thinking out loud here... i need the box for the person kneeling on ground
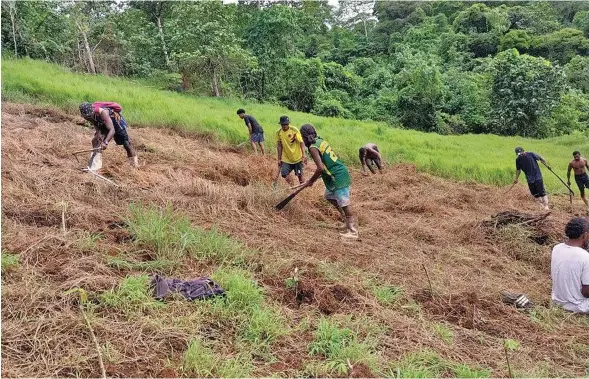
[299,124,358,240]
[567,151,589,211]
[79,102,138,170]
[236,108,265,155]
[513,147,549,211]
[551,217,589,314]
[359,143,383,176]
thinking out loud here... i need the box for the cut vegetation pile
[2,103,588,378]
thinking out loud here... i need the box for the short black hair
[564,217,589,239]
[236,109,245,115]
[359,147,366,159]
[573,151,580,156]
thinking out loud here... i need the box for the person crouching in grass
[299,124,358,240]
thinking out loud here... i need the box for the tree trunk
[212,67,220,97]
[8,1,18,57]
[77,22,96,74]
[156,15,170,67]
[362,18,368,39]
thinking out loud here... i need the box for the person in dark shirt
[237,109,265,155]
[513,146,550,210]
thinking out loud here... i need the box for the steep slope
[2,103,587,377]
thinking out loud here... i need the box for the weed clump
[100,274,164,315]
[390,350,491,378]
[126,203,248,263]
[182,338,253,377]
[2,251,20,273]
[309,317,376,376]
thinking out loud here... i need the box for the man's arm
[99,109,115,149]
[513,169,521,184]
[246,122,253,136]
[300,141,307,165]
[304,147,323,187]
[277,141,283,166]
[582,285,589,298]
[367,147,382,161]
[360,155,368,175]
[567,162,573,184]
[585,159,589,170]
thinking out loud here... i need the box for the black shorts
[575,173,589,196]
[527,180,546,198]
[280,162,303,178]
[98,126,130,146]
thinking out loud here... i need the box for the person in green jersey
[299,124,358,240]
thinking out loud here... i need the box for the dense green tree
[490,49,565,137]
[565,55,589,93]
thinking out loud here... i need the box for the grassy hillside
[3,57,587,192]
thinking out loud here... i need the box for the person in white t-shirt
[551,217,589,314]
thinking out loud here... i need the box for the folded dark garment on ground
[151,274,225,301]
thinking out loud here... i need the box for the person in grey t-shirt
[551,217,589,314]
[237,109,265,155]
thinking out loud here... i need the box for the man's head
[300,124,317,147]
[279,116,290,131]
[237,109,246,119]
[573,151,581,160]
[565,217,589,249]
[79,102,94,121]
[359,147,366,160]
[515,147,524,156]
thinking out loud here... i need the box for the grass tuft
[100,274,164,314]
[126,203,247,263]
[390,350,491,378]
[1,251,19,273]
[182,338,254,377]
[74,231,103,252]
[432,323,454,344]
[309,317,375,375]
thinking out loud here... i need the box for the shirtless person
[359,143,383,175]
[567,151,589,209]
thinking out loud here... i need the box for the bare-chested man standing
[567,151,589,209]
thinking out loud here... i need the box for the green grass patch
[432,323,454,344]
[309,317,376,376]
[126,203,247,263]
[1,251,19,273]
[74,231,103,252]
[106,256,178,272]
[3,57,587,192]
[389,350,491,378]
[530,305,589,331]
[370,283,404,306]
[182,338,254,377]
[208,267,288,350]
[100,274,164,314]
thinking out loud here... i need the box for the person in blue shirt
[513,146,550,210]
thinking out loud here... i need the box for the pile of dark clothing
[151,274,225,301]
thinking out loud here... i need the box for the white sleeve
[582,259,589,286]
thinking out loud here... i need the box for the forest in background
[2,1,589,138]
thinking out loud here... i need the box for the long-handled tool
[71,147,101,163]
[541,162,574,203]
[275,185,307,210]
[272,164,281,190]
[504,182,517,194]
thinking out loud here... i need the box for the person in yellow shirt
[276,116,307,185]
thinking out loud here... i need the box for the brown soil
[2,103,588,378]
